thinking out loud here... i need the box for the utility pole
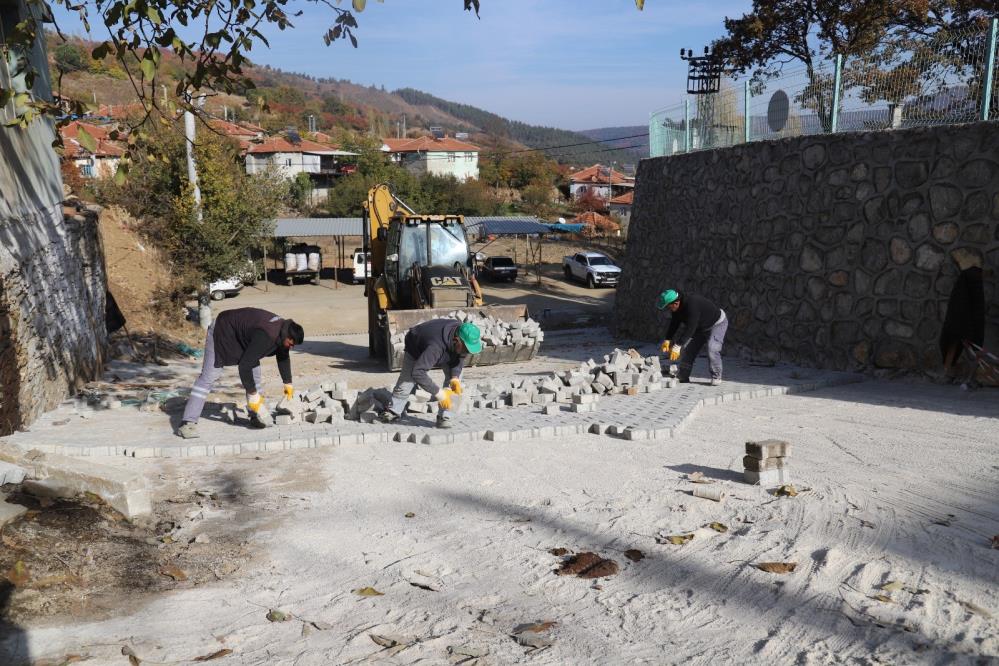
[402,114,406,137]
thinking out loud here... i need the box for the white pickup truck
[562,251,622,288]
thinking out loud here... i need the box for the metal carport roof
[463,216,551,237]
[270,217,363,237]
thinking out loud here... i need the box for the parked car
[481,256,518,282]
[562,251,622,288]
[352,247,371,284]
[208,276,244,301]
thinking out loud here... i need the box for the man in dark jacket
[657,289,727,385]
[177,307,305,438]
[380,318,482,429]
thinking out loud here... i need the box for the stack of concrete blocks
[743,439,792,486]
[267,380,356,426]
[388,310,544,363]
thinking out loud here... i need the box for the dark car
[481,256,518,282]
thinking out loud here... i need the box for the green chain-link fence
[650,20,999,158]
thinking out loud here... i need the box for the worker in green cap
[380,318,482,428]
[657,289,728,385]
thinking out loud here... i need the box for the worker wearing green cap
[657,289,727,385]
[380,318,482,428]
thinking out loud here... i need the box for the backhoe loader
[363,183,538,370]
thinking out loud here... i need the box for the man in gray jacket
[379,318,482,428]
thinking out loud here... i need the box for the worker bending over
[380,318,482,429]
[657,290,727,385]
[177,307,304,438]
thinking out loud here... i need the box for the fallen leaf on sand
[708,522,728,533]
[754,562,797,574]
[159,565,188,581]
[549,547,569,556]
[880,581,904,592]
[688,472,713,484]
[4,561,30,586]
[404,512,415,518]
[309,620,333,631]
[121,646,141,666]
[991,534,998,549]
[624,549,644,562]
[353,586,384,597]
[370,634,401,648]
[510,624,555,652]
[555,552,619,579]
[774,485,798,497]
[871,594,894,603]
[658,534,695,546]
[266,609,290,622]
[448,644,489,658]
[193,649,233,661]
[958,600,992,618]
[513,620,557,634]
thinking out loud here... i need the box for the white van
[352,248,371,284]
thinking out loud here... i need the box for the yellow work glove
[284,384,294,400]
[660,339,671,353]
[435,388,456,411]
[449,378,463,395]
[669,344,682,362]
[247,392,266,413]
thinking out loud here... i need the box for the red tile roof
[571,210,620,232]
[209,118,264,137]
[382,136,480,153]
[62,137,125,159]
[61,120,114,141]
[246,137,341,154]
[609,191,633,205]
[569,164,632,185]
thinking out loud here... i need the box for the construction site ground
[1,324,997,665]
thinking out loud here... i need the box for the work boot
[710,378,723,386]
[677,377,691,384]
[435,415,453,429]
[177,422,200,439]
[249,411,271,429]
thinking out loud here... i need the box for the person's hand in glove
[660,339,671,353]
[669,344,682,361]
[283,384,294,400]
[435,388,456,410]
[247,393,271,421]
[449,378,463,395]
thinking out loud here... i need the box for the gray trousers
[389,353,456,420]
[678,311,728,381]
[182,324,261,424]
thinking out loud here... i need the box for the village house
[244,133,357,203]
[381,135,480,181]
[608,190,633,230]
[568,164,635,204]
[59,121,124,178]
[209,118,266,144]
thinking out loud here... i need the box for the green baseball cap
[657,289,679,310]
[457,322,482,354]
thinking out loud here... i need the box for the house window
[466,153,474,162]
[285,158,292,167]
[80,163,93,177]
[447,153,456,163]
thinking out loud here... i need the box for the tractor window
[428,223,469,269]
[398,225,428,280]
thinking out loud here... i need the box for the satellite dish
[767,90,789,133]
[558,217,566,224]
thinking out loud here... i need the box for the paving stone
[543,404,560,416]
[744,467,792,486]
[0,461,27,486]
[745,439,793,459]
[572,394,599,405]
[571,402,597,413]
[274,414,294,426]
[743,455,788,471]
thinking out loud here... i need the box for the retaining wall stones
[616,121,999,372]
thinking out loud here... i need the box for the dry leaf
[774,485,798,497]
[511,632,552,651]
[549,547,569,556]
[991,534,998,549]
[160,565,188,581]
[370,634,400,648]
[624,549,644,562]
[513,620,557,634]
[658,534,695,546]
[121,646,141,666]
[754,562,797,574]
[309,620,333,631]
[708,522,728,533]
[880,581,904,592]
[5,560,30,586]
[959,600,993,618]
[353,586,384,597]
[266,609,290,622]
[688,472,713,484]
[193,648,233,661]
[404,512,415,518]
[872,594,894,603]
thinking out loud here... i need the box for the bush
[53,43,85,74]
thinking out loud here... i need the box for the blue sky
[50,0,752,131]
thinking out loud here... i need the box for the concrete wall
[616,121,999,372]
[1,0,108,434]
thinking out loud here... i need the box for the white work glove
[434,388,456,410]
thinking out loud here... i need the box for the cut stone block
[572,393,598,405]
[543,404,560,416]
[745,439,793,460]
[275,398,304,416]
[743,455,787,472]
[625,387,639,396]
[532,392,554,404]
[0,461,27,486]
[571,402,596,413]
[744,467,791,486]
[412,388,432,403]
[509,389,531,406]
[275,414,294,426]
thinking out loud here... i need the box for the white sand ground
[9,376,998,665]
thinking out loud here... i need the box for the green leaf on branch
[77,126,97,152]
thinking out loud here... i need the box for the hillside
[577,126,648,167]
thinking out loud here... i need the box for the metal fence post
[744,79,751,143]
[830,54,843,133]
[982,18,999,121]
[684,99,691,152]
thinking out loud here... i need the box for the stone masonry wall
[616,121,999,372]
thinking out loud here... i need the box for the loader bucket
[382,304,537,371]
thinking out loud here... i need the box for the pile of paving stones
[389,310,544,361]
[743,439,792,486]
[228,348,677,427]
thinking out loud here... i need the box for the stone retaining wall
[616,121,999,372]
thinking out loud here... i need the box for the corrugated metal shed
[271,218,363,237]
[464,216,550,237]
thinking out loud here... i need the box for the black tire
[586,274,596,289]
[563,266,572,280]
[211,290,225,301]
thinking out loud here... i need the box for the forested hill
[394,88,646,166]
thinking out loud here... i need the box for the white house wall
[245,152,321,178]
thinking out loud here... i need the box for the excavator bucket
[383,304,538,371]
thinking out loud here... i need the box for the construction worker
[177,307,305,438]
[379,318,482,429]
[657,289,727,386]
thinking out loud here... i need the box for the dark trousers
[677,312,728,381]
